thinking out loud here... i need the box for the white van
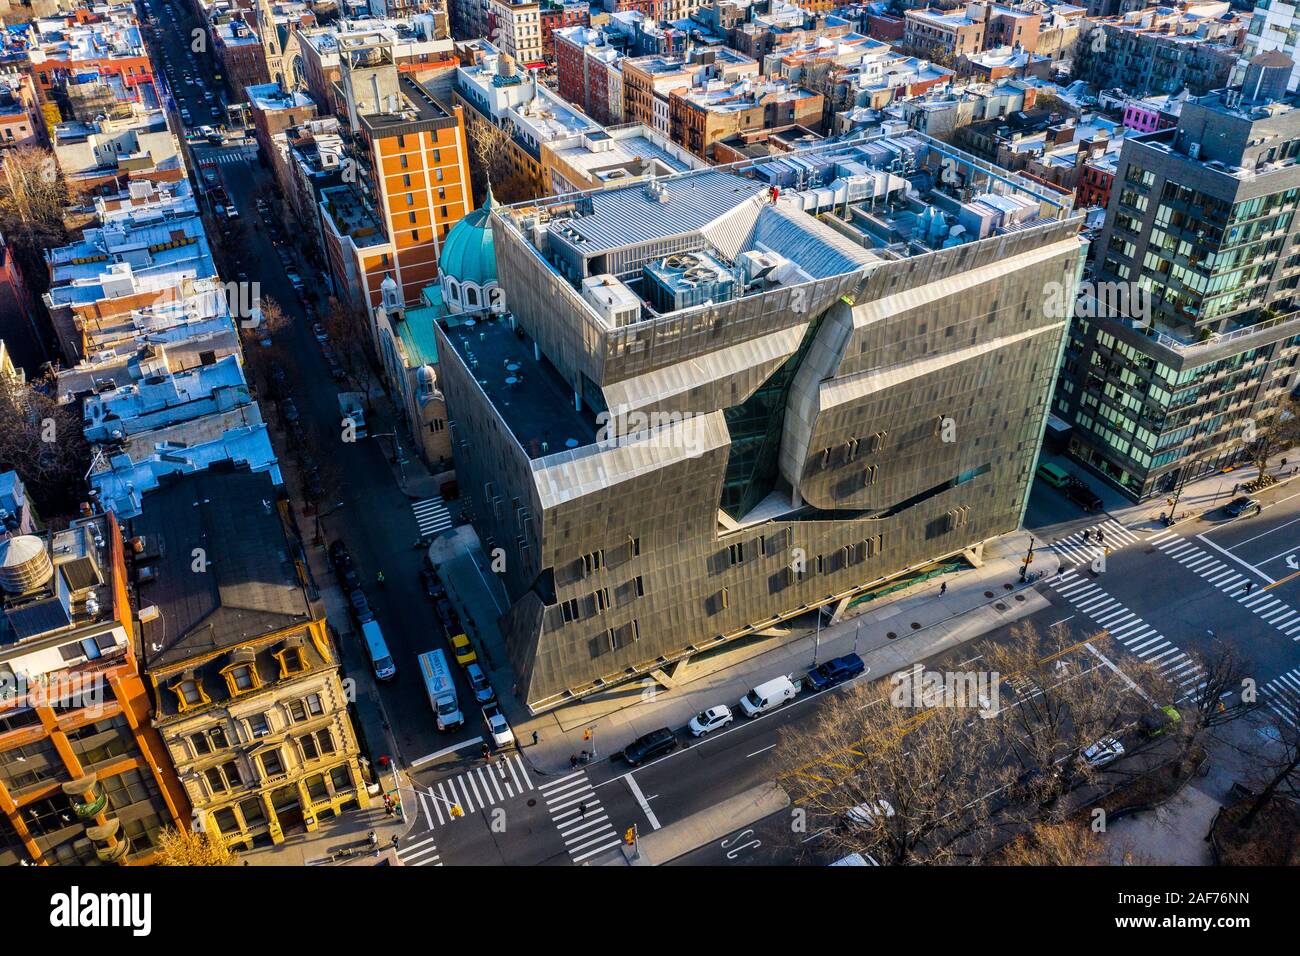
[362,619,396,681]
[739,675,797,718]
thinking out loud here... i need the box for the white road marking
[1195,534,1274,584]
[623,773,662,831]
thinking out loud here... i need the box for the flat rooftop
[439,314,596,460]
[501,133,1075,327]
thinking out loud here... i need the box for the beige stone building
[136,468,370,848]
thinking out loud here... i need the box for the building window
[409,211,417,223]
[190,732,212,756]
[223,664,257,695]
[403,174,411,187]
[406,193,414,206]
[396,134,406,148]
[259,749,285,777]
[273,647,305,678]
[172,678,207,710]
[400,154,408,169]
[204,761,242,794]
[247,713,271,738]
[412,229,420,241]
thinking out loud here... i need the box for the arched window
[445,278,459,304]
[465,285,479,308]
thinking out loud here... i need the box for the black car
[349,589,374,623]
[622,728,677,766]
[805,653,866,692]
[281,399,300,423]
[435,598,460,633]
[419,567,446,601]
[1224,496,1261,519]
[1062,476,1103,513]
[337,564,360,592]
[328,540,351,567]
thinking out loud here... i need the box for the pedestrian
[578,801,589,820]
[532,730,539,746]
[481,743,490,760]
[939,581,947,596]
[569,753,579,770]
[1245,581,1254,595]
[1082,529,1091,542]
[1097,529,1105,543]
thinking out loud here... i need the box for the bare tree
[0,370,91,517]
[466,116,535,204]
[0,146,71,292]
[322,296,376,405]
[994,821,1107,866]
[1246,395,1300,479]
[154,827,237,866]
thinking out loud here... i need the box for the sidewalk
[429,527,1060,777]
[236,459,411,864]
[1039,445,1300,535]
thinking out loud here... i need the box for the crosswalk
[1050,519,1142,570]
[1148,530,1300,640]
[209,149,253,166]
[1263,669,1300,729]
[1046,570,1206,696]
[538,770,622,864]
[413,753,534,829]
[412,496,453,537]
[396,833,442,867]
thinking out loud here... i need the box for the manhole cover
[984,590,995,598]
[527,799,537,807]
[911,622,921,630]
[886,631,898,640]
[1003,583,1014,590]
[1014,594,1026,602]
[995,602,1007,611]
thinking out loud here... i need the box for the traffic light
[583,728,593,741]
[624,825,637,845]
[450,804,464,818]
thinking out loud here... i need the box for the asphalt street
[142,0,488,772]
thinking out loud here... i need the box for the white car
[482,703,514,748]
[845,799,895,828]
[688,705,733,737]
[1080,735,1125,769]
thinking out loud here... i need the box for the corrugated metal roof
[555,171,766,253]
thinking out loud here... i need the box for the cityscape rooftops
[132,469,312,668]
[247,82,316,113]
[0,516,122,654]
[500,133,1076,330]
[439,313,598,460]
[321,184,388,248]
[544,124,702,191]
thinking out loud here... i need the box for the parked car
[482,702,515,748]
[466,662,494,703]
[303,468,324,501]
[336,563,360,593]
[804,653,866,692]
[845,800,895,828]
[328,540,351,567]
[280,399,300,423]
[312,323,329,342]
[419,567,446,601]
[1224,496,1262,519]
[622,727,677,766]
[328,361,347,382]
[739,676,798,718]
[348,589,374,624]
[687,705,733,737]
[1062,476,1103,513]
[1080,735,1124,769]
[448,632,477,667]
[435,598,460,634]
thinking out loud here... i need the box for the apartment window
[396,134,406,148]
[581,549,604,575]
[561,598,580,623]
[329,765,352,793]
[403,174,411,187]
[594,587,611,612]
[633,575,645,598]
[438,187,446,200]
[315,729,336,755]
[204,760,242,794]
[240,797,266,826]
[412,229,420,241]
[247,713,271,738]
[259,749,285,777]
[728,541,746,566]
[300,733,320,761]
[435,168,443,181]
[173,678,206,709]
[226,664,256,693]
[406,192,414,206]
[273,646,305,677]
[629,536,641,557]
[400,154,408,169]
[434,149,441,162]
[409,211,417,223]
[190,732,213,756]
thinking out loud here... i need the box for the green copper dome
[439,186,497,289]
